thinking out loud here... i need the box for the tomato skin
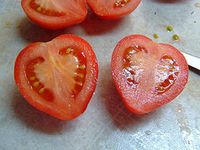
[14,34,98,120]
[111,34,188,114]
[21,0,88,30]
[87,0,141,19]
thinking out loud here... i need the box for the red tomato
[21,0,88,30]
[111,35,188,114]
[14,34,98,120]
[87,0,141,19]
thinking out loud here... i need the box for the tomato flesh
[14,34,98,120]
[87,0,141,19]
[30,0,66,16]
[111,35,188,114]
[21,0,88,29]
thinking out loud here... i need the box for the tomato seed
[30,0,65,16]
[39,88,45,94]
[157,86,164,91]
[59,47,87,96]
[30,76,36,81]
[67,48,74,54]
[33,82,40,88]
[79,65,86,70]
[155,56,180,94]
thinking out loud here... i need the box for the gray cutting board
[0,0,200,150]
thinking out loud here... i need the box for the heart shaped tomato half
[111,35,188,114]
[14,34,98,120]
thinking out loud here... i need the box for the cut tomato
[87,0,141,19]
[21,0,88,29]
[111,35,188,114]
[14,34,98,120]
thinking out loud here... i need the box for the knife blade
[181,52,200,71]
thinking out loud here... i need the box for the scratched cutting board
[0,0,200,150]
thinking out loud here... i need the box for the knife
[181,52,200,71]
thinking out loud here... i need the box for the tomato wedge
[87,0,141,19]
[111,35,188,114]
[14,34,98,120]
[21,0,88,29]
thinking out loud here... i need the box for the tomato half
[21,0,88,29]
[111,35,188,114]
[14,34,98,120]
[87,0,141,19]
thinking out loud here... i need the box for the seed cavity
[172,34,180,41]
[153,33,159,39]
[155,56,180,94]
[30,0,65,16]
[59,47,87,96]
[36,6,42,12]
[124,46,147,63]
[114,0,130,8]
[123,46,147,88]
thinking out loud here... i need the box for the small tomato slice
[111,35,188,114]
[21,0,88,29]
[87,0,141,19]
[14,34,98,120]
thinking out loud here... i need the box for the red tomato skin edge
[14,35,98,120]
[111,35,189,115]
[87,0,141,20]
[21,0,88,30]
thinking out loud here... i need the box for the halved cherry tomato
[111,35,188,114]
[14,34,98,120]
[87,0,141,19]
[21,0,88,29]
